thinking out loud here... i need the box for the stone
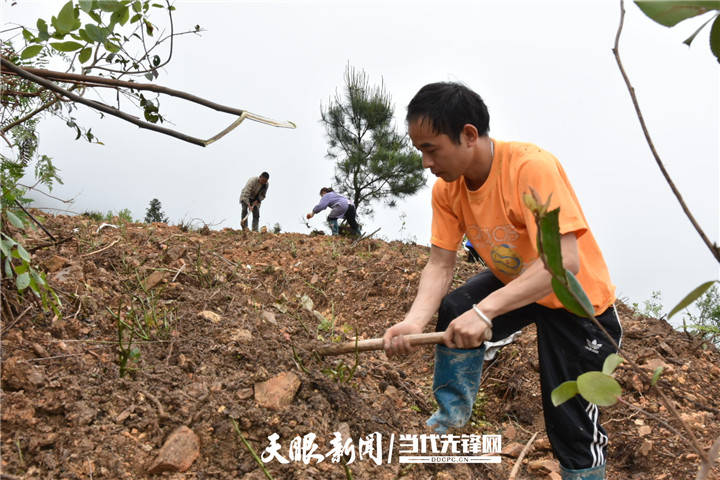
[261,311,277,325]
[501,442,524,457]
[528,459,560,474]
[1,356,45,391]
[147,426,200,474]
[45,255,69,273]
[535,437,552,451]
[638,425,652,436]
[638,439,653,456]
[199,310,222,324]
[236,388,254,400]
[144,270,166,290]
[230,329,253,343]
[254,371,301,410]
[503,423,517,441]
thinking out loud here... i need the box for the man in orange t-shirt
[383,82,621,480]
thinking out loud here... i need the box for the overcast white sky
[4,0,719,321]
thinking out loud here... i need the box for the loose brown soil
[1,213,719,479]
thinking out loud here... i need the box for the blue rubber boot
[328,218,339,235]
[426,344,486,433]
[560,464,606,480]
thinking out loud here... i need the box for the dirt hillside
[1,213,719,480]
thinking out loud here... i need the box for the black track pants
[436,270,623,470]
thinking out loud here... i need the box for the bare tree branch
[1,57,295,147]
[612,0,720,263]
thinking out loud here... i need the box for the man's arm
[383,245,457,356]
[444,232,579,349]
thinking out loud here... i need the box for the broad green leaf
[0,239,12,257]
[111,6,130,26]
[567,270,594,316]
[132,1,142,12]
[130,13,142,23]
[16,244,31,263]
[79,0,94,13]
[51,41,84,52]
[88,10,102,23]
[651,366,664,386]
[635,1,720,27]
[16,271,31,291]
[577,371,622,406]
[668,280,717,318]
[37,18,49,35]
[551,380,578,406]
[710,15,720,62]
[602,353,624,376]
[56,1,80,33]
[551,270,594,318]
[538,208,564,278]
[98,0,124,13]
[6,210,24,228]
[4,258,13,277]
[31,270,46,287]
[13,262,28,274]
[79,47,92,63]
[104,40,121,53]
[20,45,43,60]
[22,28,35,42]
[84,23,107,42]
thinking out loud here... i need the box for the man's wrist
[472,304,493,329]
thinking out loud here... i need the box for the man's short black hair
[406,82,490,144]
[319,187,333,195]
[260,172,270,179]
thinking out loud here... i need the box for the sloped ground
[1,212,719,480]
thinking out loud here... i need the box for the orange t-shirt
[431,139,615,314]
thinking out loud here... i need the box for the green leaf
[13,262,28,274]
[710,14,720,62]
[602,353,624,376]
[104,41,121,53]
[79,0,94,13]
[31,270,47,288]
[4,258,13,277]
[0,240,12,257]
[132,1,142,12]
[577,371,622,406]
[651,366,664,386]
[551,380,578,406]
[84,24,107,42]
[110,6,130,26]
[551,270,594,318]
[50,41,84,52]
[668,280,718,318]
[130,13,142,23]
[634,1,720,27]
[37,18,49,35]
[79,47,92,63]
[20,44,43,60]
[683,14,716,45]
[538,208,564,278]
[98,0,124,12]
[16,244,31,263]
[6,210,24,229]
[56,1,81,33]
[16,271,31,291]
[22,28,35,42]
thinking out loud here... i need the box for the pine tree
[144,198,168,223]
[321,65,426,215]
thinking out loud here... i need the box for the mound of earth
[1,212,718,479]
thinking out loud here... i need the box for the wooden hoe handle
[317,332,445,356]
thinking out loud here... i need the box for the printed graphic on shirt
[468,224,524,277]
[490,244,523,276]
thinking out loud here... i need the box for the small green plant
[82,210,105,221]
[683,284,720,346]
[109,307,142,377]
[117,208,133,224]
[272,222,281,234]
[631,290,664,319]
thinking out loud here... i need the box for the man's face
[259,177,268,185]
[408,117,472,182]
